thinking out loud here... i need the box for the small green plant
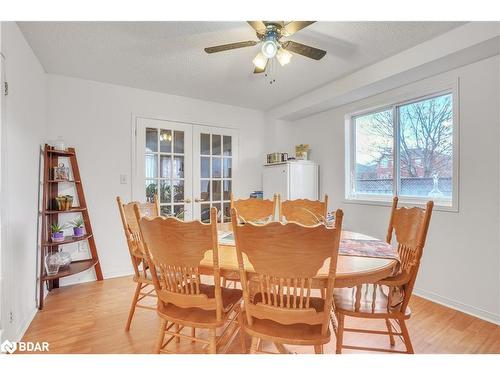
[70,217,84,228]
[50,222,67,233]
[175,209,185,220]
[145,183,157,202]
[161,207,185,220]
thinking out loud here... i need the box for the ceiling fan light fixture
[261,39,278,58]
[276,48,292,66]
[252,52,267,70]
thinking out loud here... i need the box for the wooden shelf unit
[47,179,81,184]
[41,259,99,281]
[41,233,93,247]
[38,144,103,309]
[46,148,75,157]
[42,207,87,215]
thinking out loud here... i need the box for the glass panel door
[135,118,193,220]
[193,127,238,223]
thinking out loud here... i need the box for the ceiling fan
[204,21,326,73]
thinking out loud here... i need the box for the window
[145,127,186,219]
[346,91,457,209]
[199,133,233,223]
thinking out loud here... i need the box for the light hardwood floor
[22,276,500,354]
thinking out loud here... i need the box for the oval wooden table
[200,226,398,288]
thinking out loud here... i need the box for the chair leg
[335,313,345,354]
[208,328,217,354]
[125,282,142,331]
[385,319,395,346]
[191,327,196,342]
[320,288,325,299]
[398,319,414,354]
[154,319,167,354]
[175,324,181,343]
[237,309,247,353]
[314,345,324,354]
[249,337,260,354]
[222,277,227,288]
[274,343,290,353]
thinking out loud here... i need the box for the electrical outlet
[9,311,13,324]
[120,174,127,184]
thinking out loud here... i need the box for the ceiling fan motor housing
[261,26,281,58]
[259,23,281,40]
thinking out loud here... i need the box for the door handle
[183,198,192,204]
[194,198,206,203]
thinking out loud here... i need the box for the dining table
[199,223,398,289]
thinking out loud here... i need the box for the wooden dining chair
[231,207,344,354]
[333,197,434,354]
[138,207,244,354]
[116,196,160,331]
[230,193,279,223]
[225,193,280,288]
[279,194,329,226]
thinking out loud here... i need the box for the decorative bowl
[58,251,72,268]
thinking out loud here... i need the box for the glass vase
[45,252,60,276]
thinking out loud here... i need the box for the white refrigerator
[263,161,319,200]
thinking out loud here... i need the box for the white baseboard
[14,307,38,342]
[414,287,500,326]
[59,269,133,287]
[103,270,134,280]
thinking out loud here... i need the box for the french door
[135,118,193,220]
[134,118,238,222]
[192,126,238,223]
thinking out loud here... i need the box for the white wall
[0,22,47,341]
[271,55,500,324]
[46,74,267,285]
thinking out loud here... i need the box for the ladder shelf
[38,144,103,309]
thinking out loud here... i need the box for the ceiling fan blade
[283,21,316,36]
[204,41,257,54]
[282,40,326,60]
[253,59,268,74]
[247,21,267,33]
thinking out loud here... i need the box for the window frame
[345,82,459,212]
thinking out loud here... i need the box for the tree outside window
[351,92,454,201]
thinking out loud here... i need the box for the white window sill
[343,197,458,213]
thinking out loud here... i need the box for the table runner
[218,231,400,262]
[339,239,398,261]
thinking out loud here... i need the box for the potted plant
[70,217,85,237]
[54,194,74,211]
[51,222,67,242]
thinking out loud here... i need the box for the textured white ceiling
[18,21,464,110]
